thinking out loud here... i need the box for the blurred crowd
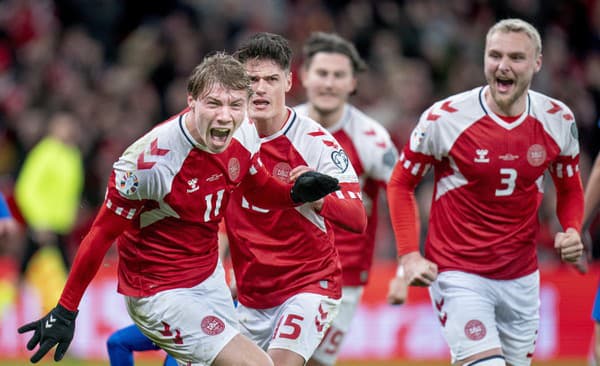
[0,0,599,271]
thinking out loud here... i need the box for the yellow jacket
[15,137,84,234]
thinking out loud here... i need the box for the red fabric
[551,157,584,232]
[59,205,131,311]
[387,162,421,256]
[242,166,295,209]
[319,183,367,234]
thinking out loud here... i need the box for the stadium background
[0,0,599,364]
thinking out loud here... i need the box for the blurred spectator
[13,111,83,279]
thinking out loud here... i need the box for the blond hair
[486,18,542,56]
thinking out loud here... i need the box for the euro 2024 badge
[118,171,139,195]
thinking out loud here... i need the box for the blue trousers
[107,324,177,366]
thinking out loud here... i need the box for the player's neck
[253,108,291,137]
[485,89,527,117]
[308,104,343,129]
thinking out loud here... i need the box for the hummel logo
[474,149,490,163]
[45,315,56,328]
[187,178,199,193]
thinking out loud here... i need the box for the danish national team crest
[272,162,291,183]
[201,315,225,336]
[117,171,139,195]
[527,144,547,167]
[464,319,486,341]
[331,149,349,172]
[228,158,240,181]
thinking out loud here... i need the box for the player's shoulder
[344,104,391,138]
[291,109,333,136]
[528,89,575,123]
[232,116,261,155]
[293,103,309,116]
[430,87,481,111]
[285,110,343,158]
[419,87,485,127]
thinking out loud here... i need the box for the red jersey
[225,108,366,308]
[58,109,304,311]
[388,87,583,280]
[295,103,398,286]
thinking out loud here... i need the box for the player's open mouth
[496,78,514,93]
[210,127,230,143]
[252,99,269,109]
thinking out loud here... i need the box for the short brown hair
[234,32,292,72]
[302,32,367,74]
[187,52,252,99]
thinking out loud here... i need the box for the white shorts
[236,292,341,362]
[429,270,539,366]
[311,286,363,365]
[125,261,239,366]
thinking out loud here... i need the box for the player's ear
[187,95,195,109]
[285,71,292,93]
[534,53,542,73]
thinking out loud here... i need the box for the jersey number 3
[495,168,517,197]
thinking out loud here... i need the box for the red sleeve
[58,204,132,311]
[550,156,584,231]
[387,153,428,256]
[319,182,366,233]
[241,163,296,209]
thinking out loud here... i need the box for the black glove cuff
[55,304,79,322]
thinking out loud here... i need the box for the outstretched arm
[18,204,131,363]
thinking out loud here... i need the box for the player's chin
[207,140,230,153]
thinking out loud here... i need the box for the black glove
[290,171,340,203]
[18,304,78,363]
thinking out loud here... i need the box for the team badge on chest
[228,158,240,181]
[331,149,349,172]
[527,144,546,167]
[272,162,291,183]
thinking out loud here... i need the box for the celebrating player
[225,32,367,366]
[18,52,340,365]
[387,18,584,366]
[294,32,402,366]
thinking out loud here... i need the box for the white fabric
[236,292,341,362]
[464,355,506,365]
[125,261,239,365]
[429,270,539,366]
[311,286,364,365]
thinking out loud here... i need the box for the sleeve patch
[116,171,139,196]
[383,147,398,168]
[331,149,349,173]
[570,122,578,139]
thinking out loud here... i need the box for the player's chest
[259,138,308,183]
[449,120,561,181]
[163,152,249,219]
